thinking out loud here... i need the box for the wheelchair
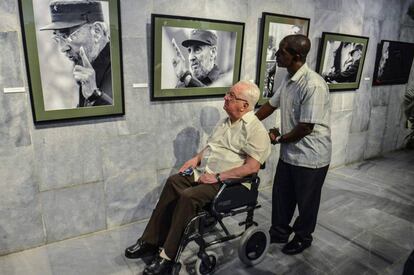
[170,173,270,275]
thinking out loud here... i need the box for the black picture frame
[372,40,414,86]
[256,12,310,105]
[316,32,369,91]
[151,14,245,101]
[18,0,124,123]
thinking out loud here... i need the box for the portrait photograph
[18,0,124,123]
[317,32,369,91]
[372,40,414,86]
[256,12,310,106]
[151,14,245,101]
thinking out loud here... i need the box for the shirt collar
[289,63,309,83]
[240,111,255,124]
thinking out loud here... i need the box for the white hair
[237,80,260,110]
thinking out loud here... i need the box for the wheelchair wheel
[171,262,181,275]
[195,251,218,275]
[238,226,270,266]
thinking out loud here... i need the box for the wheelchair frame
[171,174,269,274]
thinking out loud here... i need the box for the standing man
[40,0,112,107]
[256,34,331,255]
[171,29,230,88]
[125,81,271,275]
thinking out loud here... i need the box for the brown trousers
[140,173,220,259]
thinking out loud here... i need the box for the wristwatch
[275,135,283,144]
[215,173,222,183]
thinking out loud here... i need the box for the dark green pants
[141,173,220,259]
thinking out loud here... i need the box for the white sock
[159,249,171,261]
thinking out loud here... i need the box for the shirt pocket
[292,102,301,120]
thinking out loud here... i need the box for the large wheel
[171,262,181,275]
[195,251,218,275]
[238,226,270,266]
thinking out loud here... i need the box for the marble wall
[0,0,413,255]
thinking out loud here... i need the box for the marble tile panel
[152,0,208,18]
[40,182,106,243]
[0,147,44,255]
[314,0,342,11]
[101,133,157,180]
[399,27,414,43]
[371,86,390,107]
[364,106,387,159]
[0,31,23,87]
[339,14,363,35]
[383,0,403,20]
[312,9,341,37]
[33,125,104,191]
[0,246,53,275]
[363,0,386,20]
[380,18,401,41]
[204,0,247,22]
[289,0,316,19]
[0,93,31,148]
[346,131,368,163]
[350,83,371,133]
[121,37,149,88]
[1,0,20,29]
[105,168,159,228]
[120,0,151,38]
[372,219,414,252]
[330,111,352,168]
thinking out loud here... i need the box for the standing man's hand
[269,127,281,144]
[73,46,97,99]
[171,38,187,79]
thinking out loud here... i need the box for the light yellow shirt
[195,111,271,180]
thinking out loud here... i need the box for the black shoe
[124,239,158,259]
[269,227,291,244]
[143,255,174,275]
[281,236,311,255]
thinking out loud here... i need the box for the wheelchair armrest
[220,173,259,187]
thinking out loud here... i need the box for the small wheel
[195,251,218,275]
[171,262,181,275]
[238,226,270,266]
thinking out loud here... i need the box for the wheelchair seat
[170,173,270,275]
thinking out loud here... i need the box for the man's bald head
[281,34,311,62]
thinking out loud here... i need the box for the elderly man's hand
[171,38,187,79]
[178,156,199,173]
[198,173,217,184]
[73,46,97,99]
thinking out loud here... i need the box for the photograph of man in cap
[322,42,364,83]
[160,27,236,89]
[38,0,112,108]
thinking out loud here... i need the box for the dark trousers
[271,159,329,241]
[140,174,220,259]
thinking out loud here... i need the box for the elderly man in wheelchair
[125,81,271,275]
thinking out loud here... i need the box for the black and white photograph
[256,13,310,105]
[161,27,236,89]
[36,0,112,110]
[320,41,364,84]
[316,32,368,91]
[151,14,244,101]
[372,40,414,86]
[19,0,124,123]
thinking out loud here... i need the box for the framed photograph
[151,14,244,101]
[18,0,124,123]
[256,12,310,105]
[372,40,414,86]
[316,32,369,91]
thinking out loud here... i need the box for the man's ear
[210,46,217,59]
[91,22,104,42]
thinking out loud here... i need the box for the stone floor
[1,150,413,275]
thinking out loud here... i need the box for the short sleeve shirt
[195,111,271,179]
[269,64,332,168]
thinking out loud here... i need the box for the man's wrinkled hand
[178,156,199,173]
[73,46,97,99]
[198,173,217,184]
[171,38,186,79]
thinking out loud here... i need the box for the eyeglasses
[225,91,248,103]
[52,24,86,44]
